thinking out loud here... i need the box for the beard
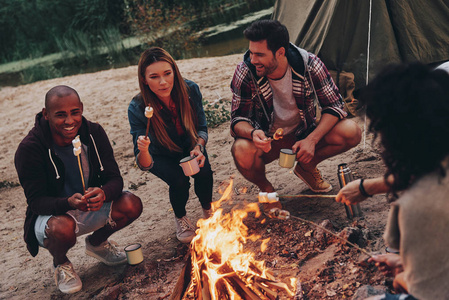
[254,58,278,77]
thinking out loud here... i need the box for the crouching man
[15,85,143,294]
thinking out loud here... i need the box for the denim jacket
[128,79,208,168]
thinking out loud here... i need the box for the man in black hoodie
[15,85,143,294]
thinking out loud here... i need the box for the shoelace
[310,168,324,182]
[55,264,76,284]
[179,218,193,233]
[103,240,120,257]
[298,165,324,182]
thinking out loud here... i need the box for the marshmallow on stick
[273,128,284,140]
[144,106,153,138]
[72,135,86,193]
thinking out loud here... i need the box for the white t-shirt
[268,65,301,136]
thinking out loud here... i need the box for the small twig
[145,118,150,138]
[76,155,86,194]
[290,215,373,258]
[279,194,337,199]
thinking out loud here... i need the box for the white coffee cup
[124,243,143,265]
[179,156,200,176]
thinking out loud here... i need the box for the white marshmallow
[73,146,81,156]
[258,192,279,203]
[267,208,290,220]
[72,136,81,148]
[145,106,153,118]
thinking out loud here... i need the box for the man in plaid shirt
[230,20,361,195]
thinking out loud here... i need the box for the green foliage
[20,65,63,85]
[0,0,275,84]
[0,180,20,189]
[124,0,201,60]
[0,0,127,63]
[203,99,231,128]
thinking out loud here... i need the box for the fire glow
[181,179,297,299]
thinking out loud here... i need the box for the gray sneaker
[175,216,196,243]
[53,261,82,294]
[85,236,127,266]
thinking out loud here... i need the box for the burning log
[170,179,298,299]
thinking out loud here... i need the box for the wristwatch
[195,143,204,154]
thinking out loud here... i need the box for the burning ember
[173,179,299,299]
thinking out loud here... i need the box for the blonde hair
[138,47,198,152]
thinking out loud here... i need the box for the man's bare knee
[341,120,362,147]
[114,191,143,220]
[45,215,76,245]
[231,139,258,167]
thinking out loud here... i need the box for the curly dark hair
[359,62,449,199]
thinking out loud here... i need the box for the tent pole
[363,0,373,149]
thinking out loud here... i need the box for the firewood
[293,279,303,300]
[170,256,192,300]
[226,274,260,300]
[200,271,211,300]
[253,281,278,300]
[255,277,295,297]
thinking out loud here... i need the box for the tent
[272,0,449,89]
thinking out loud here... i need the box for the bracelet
[359,179,372,197]
[195,143,204,154]
[250,128,258,139]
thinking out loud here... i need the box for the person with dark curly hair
[336,61,449,205]
[348,63,449,300]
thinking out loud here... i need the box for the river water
[0,7,273,86]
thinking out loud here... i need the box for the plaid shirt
[230,43,346,139]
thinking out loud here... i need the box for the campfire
[171,180,300,299]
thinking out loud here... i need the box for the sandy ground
[0,53,389,299]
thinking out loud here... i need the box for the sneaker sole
[85,249,127,266]
[177,234,195,244]
[293,169,333,193]
[60,284,82,294]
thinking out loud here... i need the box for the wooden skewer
[144,106,153,138]
[76,155,86,194]
[145,118,150,138]
[279,194,337,199]
[290,214,373,258]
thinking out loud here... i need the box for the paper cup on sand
[124,243,143,265]
[179,156,200,176]
[279,149,296,168]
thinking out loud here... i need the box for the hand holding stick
[72,135,86,194]
[145,106,153,138]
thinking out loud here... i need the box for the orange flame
[188,179,296,298]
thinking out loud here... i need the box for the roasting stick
[145,105,153,138]
[289,214,373,258]
[279,194,337,199]
[72,135,86,193]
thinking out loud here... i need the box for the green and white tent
[273,0,449,88]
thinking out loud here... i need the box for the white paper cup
[179,156,200,176]
[279,149,296,168]
[124,243,143,265]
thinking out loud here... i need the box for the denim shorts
[34,201,113,247]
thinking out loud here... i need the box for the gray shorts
[34,201,114,247]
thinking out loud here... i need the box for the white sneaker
[85,236,127,266]
[175,216,196,243]
[53,261,82,294]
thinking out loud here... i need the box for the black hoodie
[15,112,123,256]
